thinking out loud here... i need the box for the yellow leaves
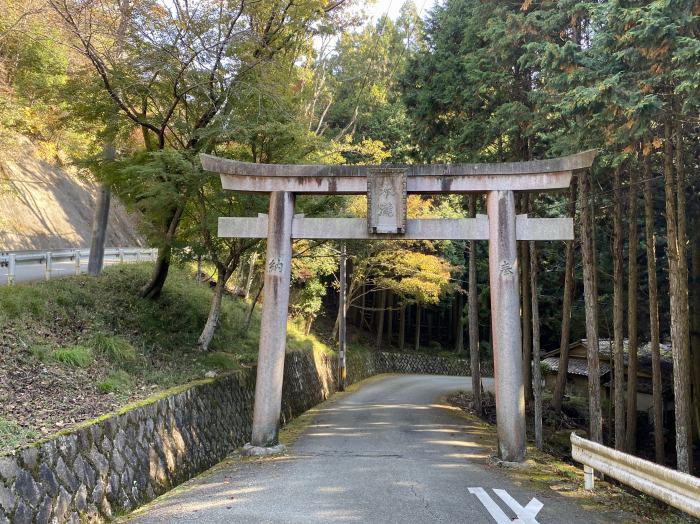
[407,196,436,219]
[347,195,368,218]
[642,138,663,156]
[347,195,437,220]
[639,44,669,60]
[373,249,453,305]
[623,145,635,154]
[520,0,532,12]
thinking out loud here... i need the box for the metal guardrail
[0,248,157,285]
[571,432,700,518]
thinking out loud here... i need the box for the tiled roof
[542,357,610,377]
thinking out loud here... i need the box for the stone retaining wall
[0,350,475,523]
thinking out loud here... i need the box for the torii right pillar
[487,190,526,462]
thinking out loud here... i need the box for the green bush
[91,333,136,363]
[97,370,131,393]
[53,345,93,368]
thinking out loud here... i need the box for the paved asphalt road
[126,375,626,524]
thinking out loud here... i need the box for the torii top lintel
[200,150,596,194]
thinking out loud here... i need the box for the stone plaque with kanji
[367,168,407,234]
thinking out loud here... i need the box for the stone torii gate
[201,150,596,462]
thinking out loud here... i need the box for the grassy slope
[0,263,333,452]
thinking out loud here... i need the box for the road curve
[125,375,625,524]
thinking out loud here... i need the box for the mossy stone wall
[0,350,469,523]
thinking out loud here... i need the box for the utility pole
[338,243,347,391]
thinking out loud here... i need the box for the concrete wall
[0,350,470,523]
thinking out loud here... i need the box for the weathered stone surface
[57,435,78,464]
[74,484,87,512]
[99,436,112,455]
[88,447,109,477]
[38,463,59,498]
[72,455,95,490]
[35,495,52,524]
[13,498,33,524]
[14,469,41,507]
[52,486,71,523]
[111,450,125,474]
[55,457,78,492]
[19,447,38,472]
[91,478,105,505]
[0,457,19,483]
[0,483,15,514]
[39,441,58,469]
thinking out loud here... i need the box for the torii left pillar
[247,191,295,452]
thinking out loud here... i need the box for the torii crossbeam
[202,150,596,462]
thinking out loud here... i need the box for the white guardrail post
[8,254,15,285]
[74,249,81,275]
[44,251,52,281]
[571,432,700,518]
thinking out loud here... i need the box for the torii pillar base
[249,191,295,448]
[487,190,526,462]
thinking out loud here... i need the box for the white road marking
[469,487,543,524]
[468,488,512,524]
[494,488,543,522]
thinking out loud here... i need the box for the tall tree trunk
[643,154,665,464]
[244,252,259,299]
[88,143,115,276]
[580,169,603,444]
[690,212,700,443]
[675,120,691,458]
[612,165,626,450]
[386,292,393,347]
[87,183,112,276]
[625,162,640,452]
[468,196,481,415]
[198,266,228,351]
[530,241,542,449]
[245,283,264,330]
[140,205,184,299]
[399,304,406,351]
[553,181,577,413]
[520,195,533,402]
[414,305,421,351]
[376,290,387,350]
[663,118,692,473]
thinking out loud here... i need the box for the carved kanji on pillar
[367,168,407,234]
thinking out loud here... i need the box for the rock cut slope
[0,133,143,250]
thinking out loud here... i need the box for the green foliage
[90,334,136,364]
[53,346,93,368]
[97,370,131,394]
